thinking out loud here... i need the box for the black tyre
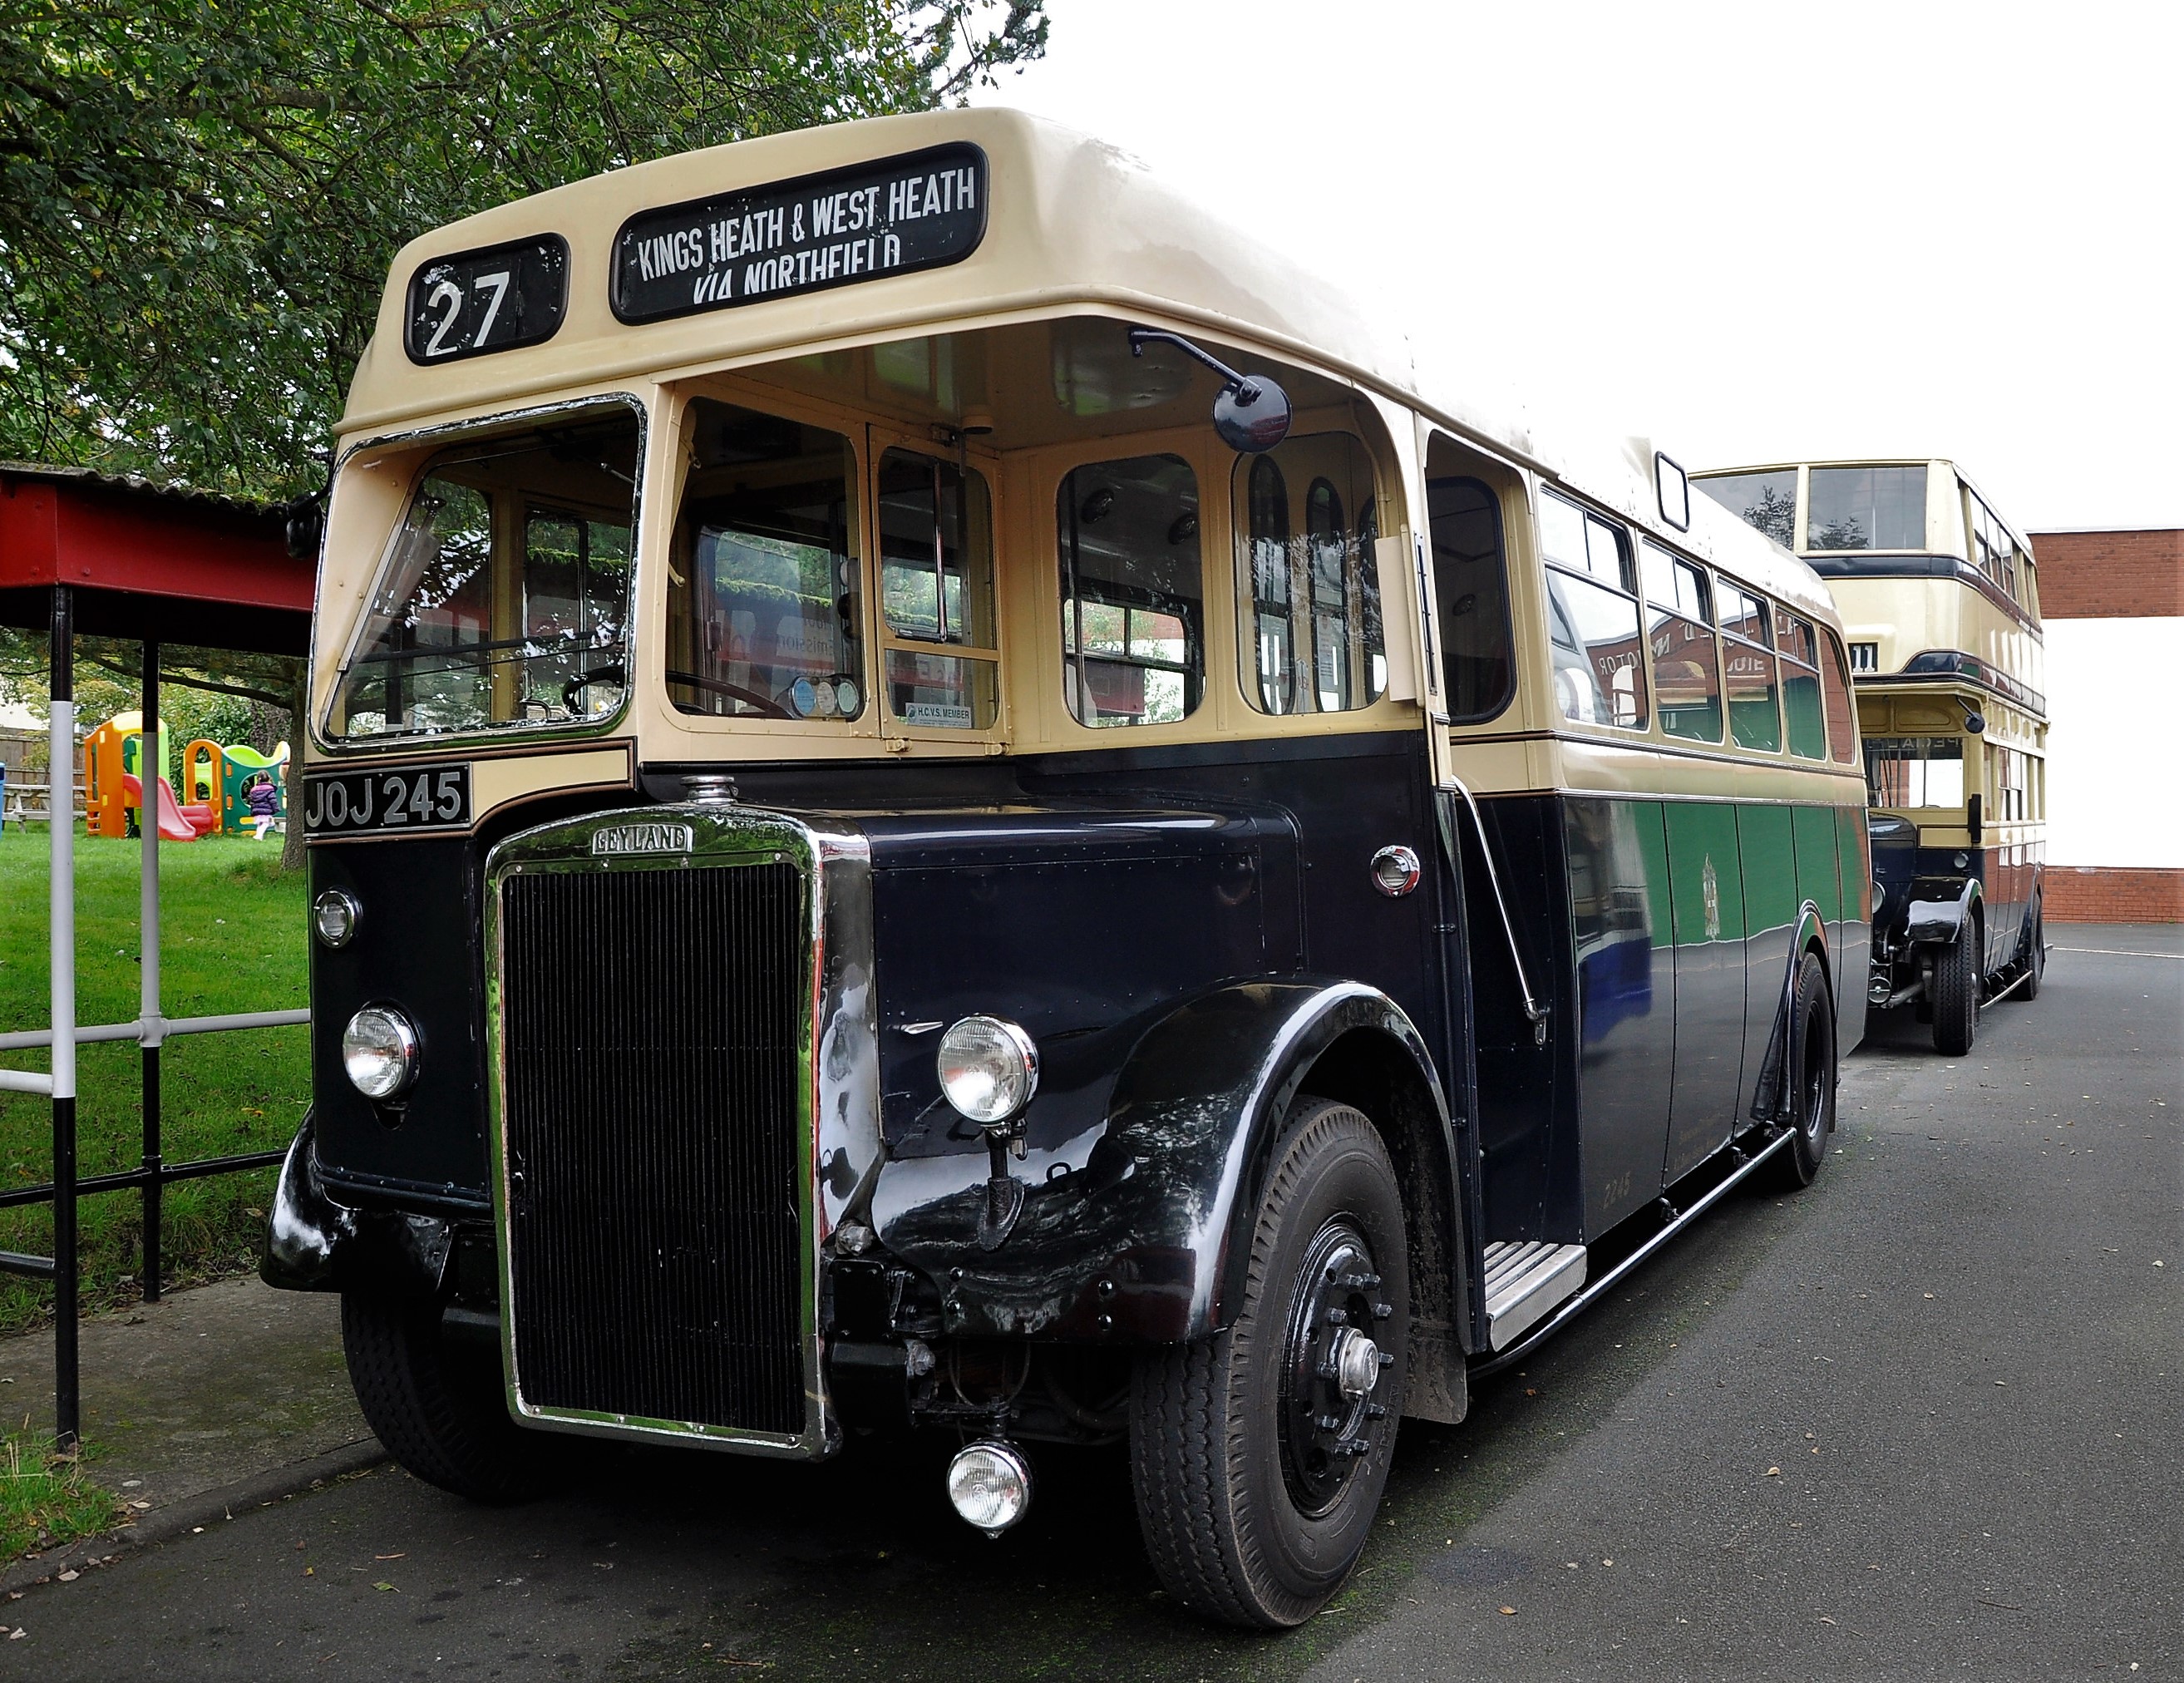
[1930,920,1979,1056]
[2013,900,2043,1002]
[1129,1098,1409,1629]
[343,1292,542,1502]
[1766,951,1836,1190]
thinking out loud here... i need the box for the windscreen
[330,405,638,741]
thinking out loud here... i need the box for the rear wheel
[1767,951,1836,1190]
[343,1292,541,1502]
[1930,920,1979,1056]
[1129,1099,1410,1628]
[2014,900,2044,1002]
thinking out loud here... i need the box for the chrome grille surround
[483,803,875,1459]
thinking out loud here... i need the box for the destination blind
[612,142,987,324]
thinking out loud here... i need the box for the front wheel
[343,1292,542,1502]
[1931,923,1979,1056]
[1129,1099,1410,1628]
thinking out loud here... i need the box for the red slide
[120,772,207,841]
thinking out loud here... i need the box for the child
[245,772,282,840]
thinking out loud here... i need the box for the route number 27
[421,270,511,358]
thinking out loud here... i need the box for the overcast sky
[971,0,2182,533]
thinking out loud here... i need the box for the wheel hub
[1278,1218,1393,1515]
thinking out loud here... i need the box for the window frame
[867,425,1007,742]
[1538,486,1650,734]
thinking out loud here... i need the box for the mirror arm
[1127,327,1269,407]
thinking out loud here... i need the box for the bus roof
[347,106,1837,624]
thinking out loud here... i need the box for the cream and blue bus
[265,110,1870,1627]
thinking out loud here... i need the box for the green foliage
[0,1429,126,1557]
[0,0,1047,500]
[0,829,308,1332]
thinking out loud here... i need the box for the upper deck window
[1970,493,2019,601]
[1424,469,1515,723]
[1694,469,1796,549]
[1808,465,1926,551]
[329,405,637,743]
[665,399,864,722]
[1541,491,1647,731]
[1059,455,1203,728]
[1641,540,1721,744]
[877,447,998,730]
[1232,434,1385,716]
[1718,581,1781,752]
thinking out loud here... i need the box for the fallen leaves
[1497,1606,1516,1616]
[1766,1467,1782,1478]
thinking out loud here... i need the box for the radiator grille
[499,860,808,1437]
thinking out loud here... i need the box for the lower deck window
[1058,455,1203,727]
[1866,736,1965,808]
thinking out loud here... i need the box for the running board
[1481,1241,1587,1350]
[1474,1127,1797,1378]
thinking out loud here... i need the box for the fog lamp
[947,1439,1033,1537]
[313,888,361,948]
[343,1005,419,1101]
[937,1016,1039,1127]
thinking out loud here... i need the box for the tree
[0,0,1045,867]
[0,0,1047,500]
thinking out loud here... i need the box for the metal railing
[1,596,306,1448]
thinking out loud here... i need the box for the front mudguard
[870,980,1450,1345]
[1903,876,1979,947]
[261,1113,454,1299]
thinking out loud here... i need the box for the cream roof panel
[343,108,1511,447]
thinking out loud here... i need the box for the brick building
[2026,526,2183,922]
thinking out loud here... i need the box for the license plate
[303,764,471,837]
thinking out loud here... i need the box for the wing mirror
[1127,327,1291,452]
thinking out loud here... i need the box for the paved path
[4,925,2177,1679]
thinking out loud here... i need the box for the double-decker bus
[1693,460,2045,1054]
[266,110,1869,1628]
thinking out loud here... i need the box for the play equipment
[81,712,174,838]
[120,771,210,841]
[182,738,289,836]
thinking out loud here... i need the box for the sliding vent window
[1059,455,1203,728]
[1541,491,1647,730]
[330,405,638,741]
[666,399,863,722]
[878,447,998,730]
[1232,434,1386,715]
[1719,581,1781,752]
[1641,541,1721,743]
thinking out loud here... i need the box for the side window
[1230,433,1384,716]
[1060,454,1203,728]
[1777,609,1827,759]
[876,447,998,730]
[1718,580,1780,752]
[1640,540,1721,744]
[1820,628,1858,763]
[667,399,863,722]
[1541,491,1647,730]
[1245,455,1294,712]
[1424,466,1515,723]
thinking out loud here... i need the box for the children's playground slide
[120,772,211,842]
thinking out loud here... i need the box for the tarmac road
[12,926,2180,1681]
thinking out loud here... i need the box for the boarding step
[1482,1241,1587,1351]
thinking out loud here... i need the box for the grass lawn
[0,827,308,1334]
[0,1429,126,1560]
